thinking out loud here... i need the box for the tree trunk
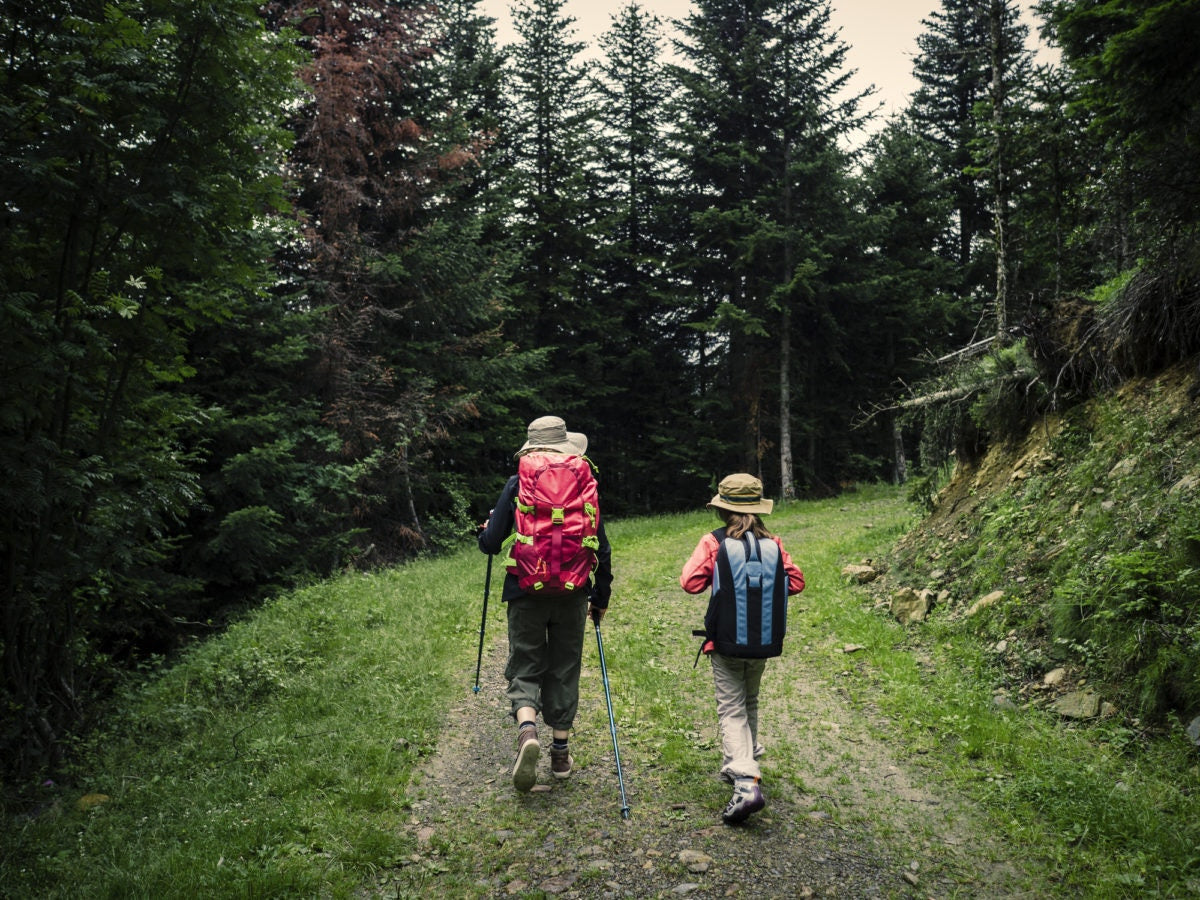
[990,0,1010,342]
[779,307,795,500]
[891,413,908,485]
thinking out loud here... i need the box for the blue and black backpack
[699,527,789,659]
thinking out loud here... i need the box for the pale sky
[476,0,1052,133]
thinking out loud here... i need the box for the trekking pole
[473,554,493,693]
[593,612,631,819]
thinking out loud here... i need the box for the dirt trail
[374,607,1035,900]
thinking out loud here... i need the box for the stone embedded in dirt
[678,849,713,873]
[1170,474,1198,495]
[841,563,878,583]
[1053,690,1102,719]
[671,884,702,895]
[891,587,934,624]
[1044,667,1067,686]
[76,793,109,811]
[538,873,577,894]
[1187,716,1200,747]
[1109,457,1137,478]
[504,879,528,895]
[967,590,1005,616]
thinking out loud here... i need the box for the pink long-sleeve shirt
[680,532,806,596]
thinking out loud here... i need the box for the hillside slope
[887,359,1200,728]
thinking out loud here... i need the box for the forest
[2,0,1198,780]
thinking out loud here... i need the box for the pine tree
[1008,62,1096,301]
[670,0,867,495]
[858,118,961,479]
[267,0,517,558]
[504,0,602,405]
[417,0,545,511]
[1044,0,1200,261]
[589,3,707,511]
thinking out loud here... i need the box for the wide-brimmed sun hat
[514,415,588,459]
[707,473,774,515]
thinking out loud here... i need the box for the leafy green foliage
[0,0,303,776]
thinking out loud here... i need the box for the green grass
[1,564,485,897]
[3,482,1199,897]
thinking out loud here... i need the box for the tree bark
[779,307,795,500]
[989,0,1010,342]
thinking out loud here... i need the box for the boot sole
[512,740,540,792]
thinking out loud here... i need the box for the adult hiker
[478,415,613,792]
[680,473,805,824]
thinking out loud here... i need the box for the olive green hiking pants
[505,592,589,731]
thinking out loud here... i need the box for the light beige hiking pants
[710,653,768,781]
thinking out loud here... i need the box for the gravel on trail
[379,631,1028,899]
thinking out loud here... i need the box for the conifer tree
[910,0,1030,341]
[504,0,603,410]
[670,0,867,495]
[1044,0,1200,262]
[589,3,708,510]
[858,118,961,478]
[266,0,515,557]
[417,0,544,508]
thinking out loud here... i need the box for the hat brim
[707,495,774,515]
[514,431,588,459]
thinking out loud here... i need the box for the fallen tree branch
[935,335,996,365]
[854,368,1037,428]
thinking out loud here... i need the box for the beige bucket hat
[707,473,774,515]
[515,415,588,459]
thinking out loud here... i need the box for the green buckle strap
[501,531,521,569]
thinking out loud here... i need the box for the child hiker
[680,473,805,824]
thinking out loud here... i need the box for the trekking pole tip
[620,807,631,820]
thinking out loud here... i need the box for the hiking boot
[512,726,540,792]
[722,777,765,824]
[550,747,573,779]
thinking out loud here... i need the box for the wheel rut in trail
[382,626,1031,898]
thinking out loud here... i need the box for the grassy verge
[0,563,485,897]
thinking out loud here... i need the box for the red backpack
[506,452,600,595]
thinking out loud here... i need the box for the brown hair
[717,509,774,540]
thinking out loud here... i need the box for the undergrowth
[884,361,1200,896]
[894,363,1200,725]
